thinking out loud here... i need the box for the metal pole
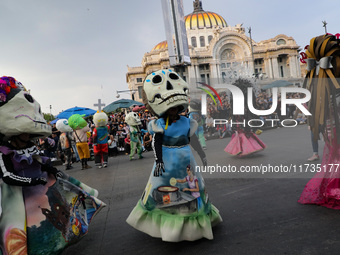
[248,27,256,77]
[170,0,181,64]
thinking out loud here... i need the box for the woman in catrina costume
[224,79,266,156]
[0,76,105,254]
[298,34,340,208]
[126,69,222,242]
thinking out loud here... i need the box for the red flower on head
[5,86,10,94]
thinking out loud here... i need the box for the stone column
[210,61,220,85]
[297,55,302,77]
[289,55,297,78]
[187,64,197,85]
[264,58,270,78]
[267,58,273,79]
[272,57,280,78]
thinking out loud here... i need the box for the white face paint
[0,90,51,140]
[93,111,108,127]
[56,119,73,132]
[143,69,189,117]
[125,112,141,126]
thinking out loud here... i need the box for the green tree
[43,113,55,123]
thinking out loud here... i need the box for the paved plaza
[62,125,340,255]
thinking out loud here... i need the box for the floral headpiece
[0,76,26,102]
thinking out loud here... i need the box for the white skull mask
[125,112,141,126]
[93,111,108,127]
[143,69,189,117]
[0,90,51,140]
[56,119,73,133]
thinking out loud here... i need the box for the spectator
[124,134,131,155]
[143,132,152,151]
[205,113,214,137]
[108,133,118,157]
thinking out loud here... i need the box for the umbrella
[103,99,143,113]
[50,118,59,124]
[262,80,294,89]
[56,106,96,119]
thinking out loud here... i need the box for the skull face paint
[125,112,141,126]
[143,69,189,117]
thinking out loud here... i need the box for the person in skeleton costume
[56,119,74,170]
[0,76,105,254]
[92,111,109,168]
[298,34,340,209]
[125,112,143,160]
[126,69,222,242]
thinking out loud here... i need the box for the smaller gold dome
[151,41,168,52]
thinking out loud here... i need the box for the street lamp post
[248,27,256,78]
[116,90,137,100]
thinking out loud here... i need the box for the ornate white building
[126,0,303,102]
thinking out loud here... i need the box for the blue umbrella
[50,118,59,124]
[56,106,97,119]
[103,99,143,113]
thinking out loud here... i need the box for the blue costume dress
[126,116,222,242]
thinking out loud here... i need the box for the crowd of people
[41,110,156,167]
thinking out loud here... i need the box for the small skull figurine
[125,112,141,126]
[143,69,189,117]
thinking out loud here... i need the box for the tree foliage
[43,113,55,123]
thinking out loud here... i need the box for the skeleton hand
[154,161,165,177]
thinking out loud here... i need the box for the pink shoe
[307,154,319,161]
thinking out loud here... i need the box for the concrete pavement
[61,125,340,255]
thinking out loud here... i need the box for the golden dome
[185,11,227,30]
[185,0,227,29]
[151,41,167,51]
[151,40,171,52]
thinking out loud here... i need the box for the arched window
[208,35,213,44]
[200,36,205,47]
[191,37,197,47]
[276,39,286,45]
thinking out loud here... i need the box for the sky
[1,0,339,116]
